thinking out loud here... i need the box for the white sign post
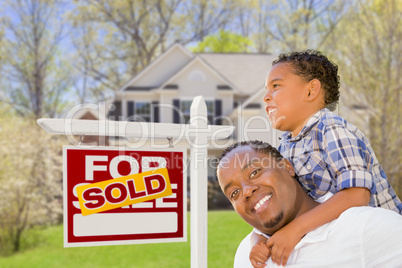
[37,96,234,268]
[190,97,208,268]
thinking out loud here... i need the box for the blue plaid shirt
[279,108,402,214]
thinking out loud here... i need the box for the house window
[128,101,151,122]
[135,102,151,122]
[180,99,214,123]
[180,100,192,124]
[206,101,214,123]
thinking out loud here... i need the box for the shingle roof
[198,53,276,94]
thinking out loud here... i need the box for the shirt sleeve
[323,124,376,194]
[234,233,254,268]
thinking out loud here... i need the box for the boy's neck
[290,107,324,137]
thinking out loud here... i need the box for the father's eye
[230,189,239,199]
[250,169,260,179]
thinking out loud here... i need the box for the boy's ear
[280,158,295,177]
[307,79,322,101]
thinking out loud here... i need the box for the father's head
[216,140,313,235]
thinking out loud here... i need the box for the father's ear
[279,158,296,177]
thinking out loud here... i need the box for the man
[216,140,402,267]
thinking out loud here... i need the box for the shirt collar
[281,108,329,142]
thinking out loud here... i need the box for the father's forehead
[219,146,255,165]
[218,146,276,171]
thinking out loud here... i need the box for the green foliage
[330,0,402,195]
[68,0,239,96]
[191,30,254,53]
[0,211,252,267]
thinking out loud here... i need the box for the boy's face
[263,63,311,135]
[217,146,302,235]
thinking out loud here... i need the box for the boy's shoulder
[318,109,347,126]
[280,108,366,146]
[316,109,360,134]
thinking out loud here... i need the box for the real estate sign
[63,146,187,247]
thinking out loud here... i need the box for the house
[72,43,370,208]
[75,43,369,185]
[103,44,279,178]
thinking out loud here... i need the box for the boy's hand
[249,232,270,268]
[249,241,270,268]
[265,223,303,266]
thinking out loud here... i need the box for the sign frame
[63,145,187,248]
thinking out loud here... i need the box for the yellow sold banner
[76,168,172,216]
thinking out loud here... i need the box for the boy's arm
[249,231,270,268]
[267,187,370,266]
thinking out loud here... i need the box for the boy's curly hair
[273,50,340,111]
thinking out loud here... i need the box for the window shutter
[127,101,135,121]
[173,99,180,123]
[215,99,222,125]
[108,101,122,121]
[152,101,160,123]
[128,101,135,116]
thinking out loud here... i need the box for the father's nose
[243,184,258,201]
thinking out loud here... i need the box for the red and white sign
[63,146,187,247]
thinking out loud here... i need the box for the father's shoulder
[339,206,402,228]
[234,232,253,268]
[341,207,402,266]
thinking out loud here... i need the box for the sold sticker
[76,168,172,216]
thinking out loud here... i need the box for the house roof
[117,44,276,96]
[159,56,240,93]
[118,43,193,92]
[198,53,276,95]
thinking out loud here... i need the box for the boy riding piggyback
[249,50,402,267]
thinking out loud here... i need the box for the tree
[191,30,253,53]
[0,106,63,255]
[69,0,183,97]
[234,0,350,53]
[332,0,402,195]
[177,0,239,43]
[0,0,72,119]
[69,0,239,98]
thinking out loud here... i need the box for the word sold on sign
[76,167,172,216]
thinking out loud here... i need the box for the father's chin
[262,211,284,235]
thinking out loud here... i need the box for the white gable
[120,44,193,90]
[199,53,275,94]
[163,57,236,97]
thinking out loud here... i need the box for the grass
[0,210,252,268]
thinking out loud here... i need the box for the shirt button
[307,164,312,170]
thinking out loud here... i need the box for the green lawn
[0,211,252,268]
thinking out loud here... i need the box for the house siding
[110,44,282,148]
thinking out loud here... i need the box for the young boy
[250,50,402,267]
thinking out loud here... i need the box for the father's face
[217,146,302,235]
